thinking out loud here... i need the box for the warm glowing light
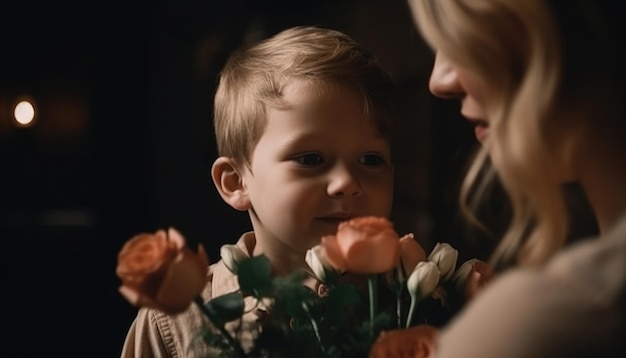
[14,100,36,126]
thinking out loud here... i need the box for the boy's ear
[211,157,251,211]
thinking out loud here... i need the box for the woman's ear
[211,157,251,211]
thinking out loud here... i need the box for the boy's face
[241,83,394,254]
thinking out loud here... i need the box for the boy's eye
[359,154,386,166]
[294,153,324,166]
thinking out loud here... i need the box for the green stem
[193,296,246,357]
[405,296,417,329]
[368,274,378,338]
[302,302,324,354]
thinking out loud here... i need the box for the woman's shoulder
[437,236,625,357]
[546,213,626,299]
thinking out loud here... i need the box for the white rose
[220,244,248,274]
[427,242,458,281]
[305,245,339,284]
[407,261,440,301]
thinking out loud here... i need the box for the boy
[120,26,397,357]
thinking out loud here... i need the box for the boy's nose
[429,52,464,99]
[327,166,362,197]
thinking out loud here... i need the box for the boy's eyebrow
[277,131,390,152]
[275,132,321,149]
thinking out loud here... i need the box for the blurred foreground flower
[116,227,209,315]
[369,324,438,358]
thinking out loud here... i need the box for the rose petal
[220,244,248,274]
[119,285,170,314]
[407,261,440,300]
[326,216,403,274]
[473,260,495,282]
[155,250,207,314]
[465,261,496,300]
[348,234,400,273]
[197,243,209,274]
[119,285,140,306]
[167,227,185,249]
[428,242,459,281]
[399,233,426,273]
[116,231,177,286]
[321,235,350,271]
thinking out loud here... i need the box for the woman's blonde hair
[409,0,626,267]
[213,26,395,167]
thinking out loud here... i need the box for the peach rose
[116,227,209,315]
[322,216,401,274]
[369,324,438,358]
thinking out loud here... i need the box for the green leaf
[324,284,361,320]
[205,292,245,324]
[238,255,273,294]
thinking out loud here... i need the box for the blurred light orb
[14,100,36,126]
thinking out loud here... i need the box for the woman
[407,0,626,356]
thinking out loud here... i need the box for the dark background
[0,1,485,356]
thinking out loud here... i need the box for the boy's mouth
[315,214,359,226]
[317,218,344,226]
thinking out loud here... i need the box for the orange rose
[369,324,438,358]
[116,227,209,315]
[322,216,401,274]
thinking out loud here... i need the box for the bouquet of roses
[115,217,494,357]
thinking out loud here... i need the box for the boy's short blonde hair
[213,26,396,166]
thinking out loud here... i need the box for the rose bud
[220,244,248,274]
[321,216,401,274]
[116,227,209,315]
[386,233,427,287]
[452,258,496,301]
[427,242,458,281]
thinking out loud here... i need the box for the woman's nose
[327,166,362,197]
[429,52,464,99]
